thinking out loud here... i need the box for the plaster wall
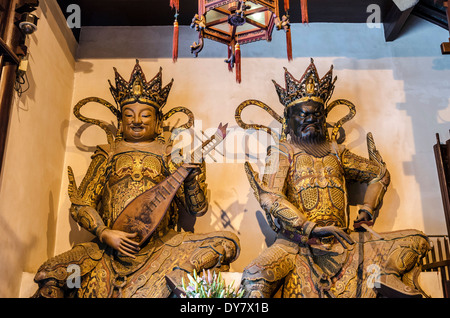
[0,0,77,297]
[52,16,450,275]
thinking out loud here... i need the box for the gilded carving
[236,59,430,298]
[33,60,240,298]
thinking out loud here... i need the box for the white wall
[50,16,450,275]
[0,0,77,297]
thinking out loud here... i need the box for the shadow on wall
[0,214,37,297]
[330,17,450,234]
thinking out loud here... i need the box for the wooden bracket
[0,37,20,64]
[383,1,415,42]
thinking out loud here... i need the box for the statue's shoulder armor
[331,142,347,158]
[93,144,111,158]
[268,140,295,162]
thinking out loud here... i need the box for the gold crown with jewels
[109,59,173,111]
[273,58,337,108]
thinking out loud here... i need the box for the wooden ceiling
[55,0,447,41]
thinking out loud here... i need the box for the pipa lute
[112,123,228,245]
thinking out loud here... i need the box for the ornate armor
[33,61,240,298]
[237,59,430,298]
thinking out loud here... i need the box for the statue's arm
[166,145,209,216]
[183,160,209,216]
[341,148,390,221]
[249,143,313,235]
[68,147,109,239]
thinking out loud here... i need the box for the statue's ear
[115,120,124,141]
[156,112,164,135]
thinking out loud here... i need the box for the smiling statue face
[122,103,160,142]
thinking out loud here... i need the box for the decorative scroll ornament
[235,59,356,143]
[73,60,194,146]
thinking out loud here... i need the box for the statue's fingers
[122,238,140,250]
[339,231,355,245]
[118,247,136,259]
[334,234,348,249]
[120,243,139,256]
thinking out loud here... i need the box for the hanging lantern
[190,0,279,83]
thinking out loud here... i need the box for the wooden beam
[412,0,448,30]
[441,1,450,54]
[383,1,415,42]
[205,16,228,28]
[212,7,231,16]
[0,37,19,64]
[0,0,20,177]
[244,17,267,30]
[0,62,16,176]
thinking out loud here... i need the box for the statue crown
[109,59,173,111]
[273,58,336,108]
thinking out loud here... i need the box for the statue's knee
[385,235,430,274]
[33,279,65,298]
[188,238,239,271]
[241,282,266,298]
[240,276,276,298]
[240,263,281,298]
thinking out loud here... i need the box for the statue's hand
[353,210,374,231]
[310,225,355,249]
[185,162,205,183]
[100,229,140,258]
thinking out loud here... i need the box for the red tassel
[228,45,233,72]
[284,0,289,12]
[172,20,179,63]
[170,0,180,62]
[286,28,292,61]
[235,42,241,83]
[301,0,309,24]
[170,0,179,10]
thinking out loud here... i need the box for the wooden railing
[421,235,450,298]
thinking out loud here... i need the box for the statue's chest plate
[102,151,168,224]
[288,152,345,190]
[109,151,166,185]
[286,153,347,226]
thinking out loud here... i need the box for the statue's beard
[289,123,330,157]
[291,123,326,144]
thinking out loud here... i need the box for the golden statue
[235,59,431,298]
[33,60,240,298]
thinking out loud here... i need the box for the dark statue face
[122,102,160,142]
[286,101,326,143]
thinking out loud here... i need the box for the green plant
[180,269,244,298]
